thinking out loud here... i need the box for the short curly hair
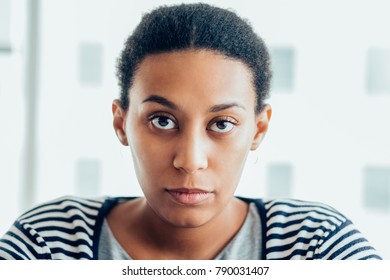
[116,3,272,113]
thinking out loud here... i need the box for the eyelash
[148,113,178,130]
[207,117,238,133]
[148,113,238,133]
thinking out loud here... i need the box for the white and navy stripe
[0,196,105,259]
[262,199,380,259]
[0,196,382,260]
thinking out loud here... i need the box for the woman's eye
[209,120,235,133]
[150,116,177,130]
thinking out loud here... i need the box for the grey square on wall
[363,166,390,211]
[78,42,103,86]
[270,47,295,92]
[76,158,101,197]
[366,48,390,94]
[266,163,293,198]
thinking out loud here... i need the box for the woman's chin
[158,209,215,229]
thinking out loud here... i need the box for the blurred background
[0,0,389,258]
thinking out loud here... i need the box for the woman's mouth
[166,188,213,205]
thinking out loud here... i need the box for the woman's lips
[166,188,213,205]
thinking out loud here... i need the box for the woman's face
[113,49,271,228]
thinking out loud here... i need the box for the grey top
[98,202,262,260]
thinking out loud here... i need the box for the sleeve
[0,221,52,260]
[315,219,382,260]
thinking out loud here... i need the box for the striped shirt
[0,196,382,260]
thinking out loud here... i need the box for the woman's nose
[172,129,208,174]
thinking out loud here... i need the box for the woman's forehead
[129,49,256,108]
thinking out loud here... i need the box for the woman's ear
[251,104,272,150]
[112,99,129,146]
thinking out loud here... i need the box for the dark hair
[116,3,272,113]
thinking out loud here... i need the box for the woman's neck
[107,197,248,259]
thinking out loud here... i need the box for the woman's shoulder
[20,195,107,215]
[15,195,122,243]
[18,195,108,222]
[245,198,381,259]
[15,195,143,228]
[0,196,134,259]
[261,198,347,224]
[0,195,115,259]
[241,196,347,225]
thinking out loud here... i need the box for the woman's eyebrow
[142,95,179,110]
[209,102,246,112]
[142,95,246,112]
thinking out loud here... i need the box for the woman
[0,3,381,260]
